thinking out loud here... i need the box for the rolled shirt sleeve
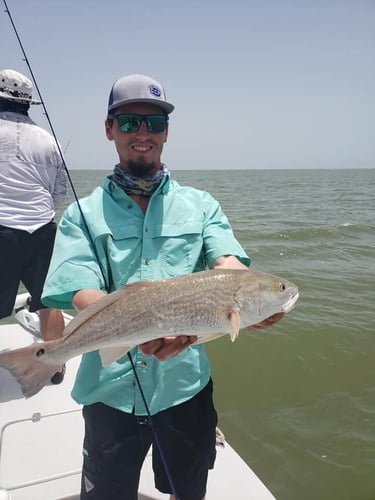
[201,190,251,268]
[42,197,110,309]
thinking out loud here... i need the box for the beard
[127,159,158,178]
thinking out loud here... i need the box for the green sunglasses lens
[116,114,167,133]
[145,115,167,133]
[117,115,141,133]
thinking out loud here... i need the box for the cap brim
[0,91,41,105]
[108,98,174,115]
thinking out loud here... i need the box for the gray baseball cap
[107,74,174,115]
[0,69,41,104]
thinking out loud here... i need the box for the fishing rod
[3,2,180,497]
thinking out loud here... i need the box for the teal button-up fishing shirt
[42,172,250,415]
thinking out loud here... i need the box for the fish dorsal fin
[63,281,158,337]
[99,345,134,367]
[229,309,241,342]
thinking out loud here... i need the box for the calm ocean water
[5,168,375,499]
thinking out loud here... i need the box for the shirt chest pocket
[105,222,142,280]
[152,221,204,276]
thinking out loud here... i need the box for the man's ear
[105,119,113,140]
[163,122,169,143]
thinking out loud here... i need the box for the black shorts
[0,222,57,318]
[80,379,218,500]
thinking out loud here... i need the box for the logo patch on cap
[148,84,161,98]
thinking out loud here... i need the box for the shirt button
[140,361,147,368]
[144,227,148,232]
[145,259,151,265]
[127,204,132,209]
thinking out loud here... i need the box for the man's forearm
[210,255,249,270]
[72,289,106,312]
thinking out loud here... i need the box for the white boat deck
[0,322,276,499]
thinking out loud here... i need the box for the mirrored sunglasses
[108,113,168,133]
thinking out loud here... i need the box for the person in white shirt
[0,69,66,384]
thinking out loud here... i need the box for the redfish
[0,269,299,398]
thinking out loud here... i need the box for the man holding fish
[39,74,286,500]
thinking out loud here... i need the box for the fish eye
[279,282,286,291]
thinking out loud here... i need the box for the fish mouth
[281,291,299,313]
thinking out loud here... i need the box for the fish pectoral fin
[229,309,241,342]
[99,345,133,367]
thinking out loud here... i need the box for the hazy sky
[2,0,374,170]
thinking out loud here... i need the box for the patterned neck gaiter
[111,164,169,196]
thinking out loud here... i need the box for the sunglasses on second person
[108,113,168,134]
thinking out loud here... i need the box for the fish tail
[0,343,61,398]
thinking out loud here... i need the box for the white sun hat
[0,69,41,104]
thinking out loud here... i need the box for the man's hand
[247,312,285,330]
[139,336,198,361]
